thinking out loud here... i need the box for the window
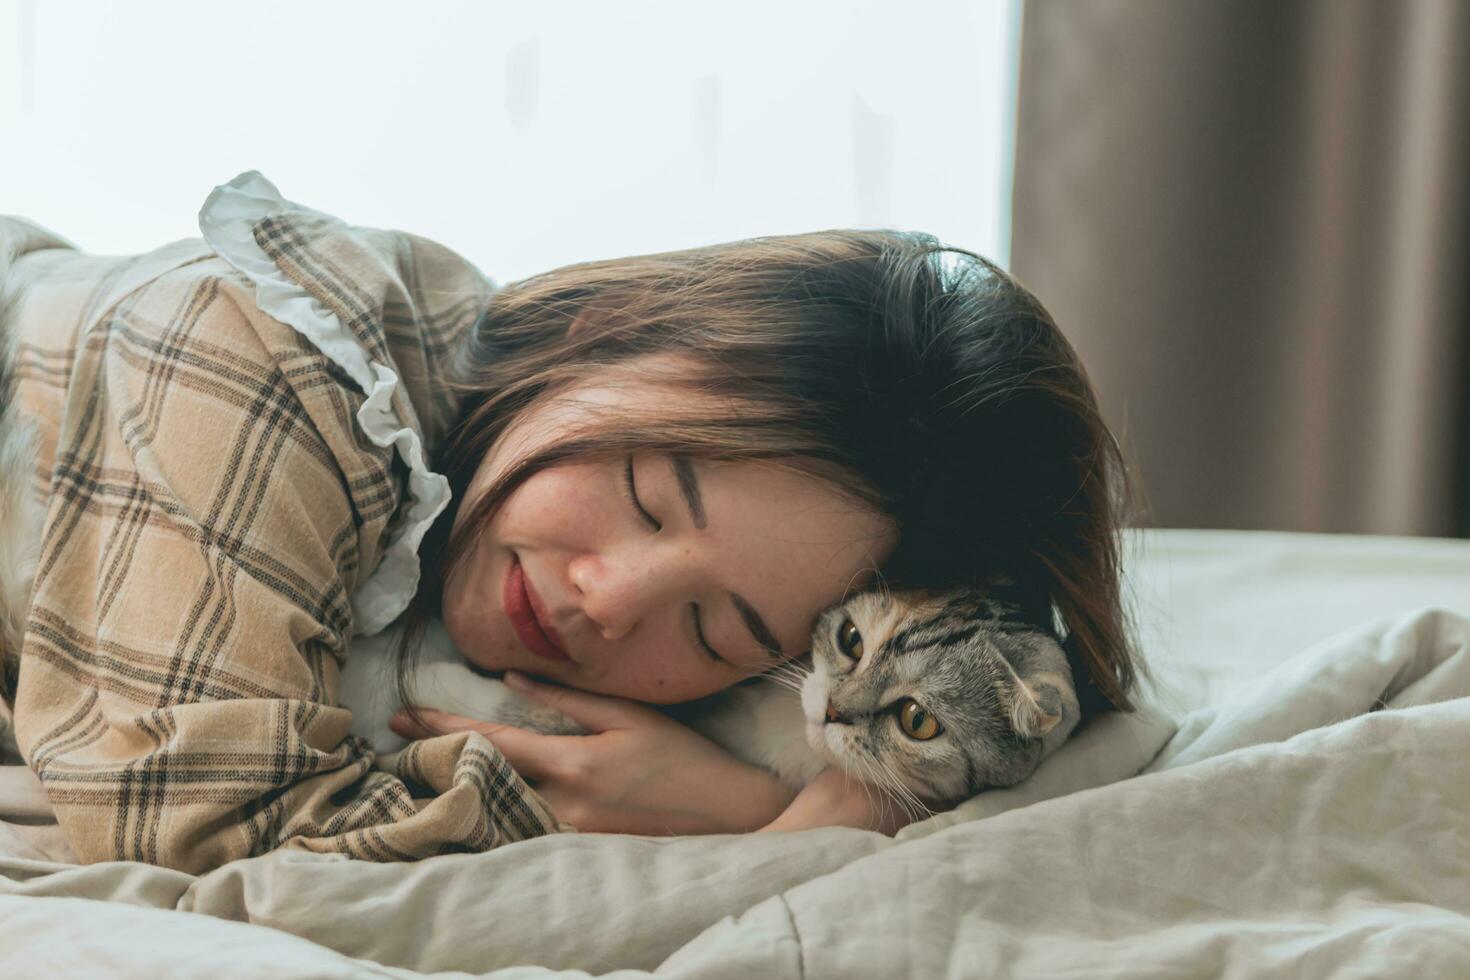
[0,0,1022,278]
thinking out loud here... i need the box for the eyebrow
[669,455,784,660]
[670,454,707,528]
[733,593,784,660]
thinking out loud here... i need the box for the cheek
[587,645,728,705]
[495,467,607,540]
[891,737,965,801]
[614,675,725,705]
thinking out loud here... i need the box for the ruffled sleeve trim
[197,170,452,636]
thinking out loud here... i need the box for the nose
[567,547,691,642]
[825,701,851,725]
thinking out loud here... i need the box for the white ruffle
[197,170,452,637]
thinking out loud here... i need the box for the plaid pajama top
[0,173,563,872]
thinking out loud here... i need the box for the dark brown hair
[392,229,1142,726]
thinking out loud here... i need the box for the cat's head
[800,588,1080,804]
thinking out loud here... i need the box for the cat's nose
[825,702,850,724]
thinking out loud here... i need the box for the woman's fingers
[386,707,447,740]
[388,707,560,781]
[502,671,647,732]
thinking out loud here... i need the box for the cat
[341,582,1081,813]
[796,586,1081,804]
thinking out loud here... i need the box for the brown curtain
[1011,0,1470,537]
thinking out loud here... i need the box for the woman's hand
[759,766,943,836]
[388,671,797,836]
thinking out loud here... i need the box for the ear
[1010,678,1062,739]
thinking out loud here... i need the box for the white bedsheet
[1123,528,1470,710]
[3,528,1468,977]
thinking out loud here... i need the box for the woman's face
[440,359,898,703]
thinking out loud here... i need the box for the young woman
[0,172,1138,873]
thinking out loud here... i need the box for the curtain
[1011,0,1470,537]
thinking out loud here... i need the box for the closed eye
[624,457,727,665]
[690,603,724,664]
[622,456,661,531]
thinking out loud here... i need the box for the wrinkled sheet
[3,529,1469,977]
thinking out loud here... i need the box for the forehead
[845,593,1014,681]
[568,354,740,410]
[701,457,892,560]
[503,354,739,446]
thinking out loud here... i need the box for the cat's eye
[898,699,942,740]
[836,619,864,661]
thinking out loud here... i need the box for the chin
[446,621,520,677]
[630,680,717,706]
[810,724,849,769]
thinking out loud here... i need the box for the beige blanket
[2,603,1467,976]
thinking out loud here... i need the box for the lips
[503,555,570,662]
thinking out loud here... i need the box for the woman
[0,172,1138,873]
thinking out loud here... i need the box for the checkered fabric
[0,212,562,872]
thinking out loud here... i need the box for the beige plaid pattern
[0,212,562,872]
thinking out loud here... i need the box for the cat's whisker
[873,774,921,826]
[886,769,933,823]
[766,670,809,692]
[768,657,811,678]
[756,664,807,691]
[869,757,935,823]
[735,658,805,690]
[849,751,899,831]
[867,765,902,830]
[838,566,867,607]
[758,677,804,698]
[746,667,782,690]
[852,744,922,822]
[841,754,876,820]
[759,661,811,696]
[871,765,910,829]
[872,566,893,606]
[856,755,903,823]
[764,660,805,680]
[839,554,892,609]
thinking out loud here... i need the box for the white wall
[0,0,1021,283]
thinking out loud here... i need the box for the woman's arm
[391,673,800,835]
[7,251,556,872]
[390,674,934,837]
[759,767,928,835]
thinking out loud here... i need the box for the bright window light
[0,0,1022,282]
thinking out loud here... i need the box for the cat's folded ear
[1010,678,1064,739]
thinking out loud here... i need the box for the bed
[3,526,1469,977]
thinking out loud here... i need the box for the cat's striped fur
[797,586,1080,807]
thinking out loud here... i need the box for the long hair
[391,229,1143,728]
